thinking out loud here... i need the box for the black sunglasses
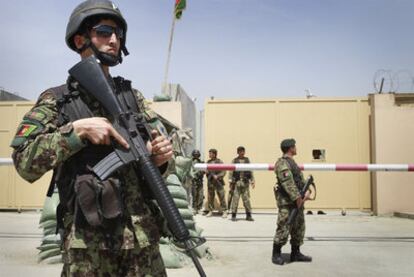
[92,24,124,39]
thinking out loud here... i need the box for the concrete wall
[204,98,371,210]
[370,93,414,215]
[154,84,197,156]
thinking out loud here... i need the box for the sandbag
[39,192,59,224]
[159,244,182,268]
[166,174,182,186]
[178,208,193,220]
[184,219,195,230]
[174,156,192,182]
[167,186,188,200]
[41,234,61,245]
[38,248,61,262]
[174,198,189,209]
[153,94,172,102]
[193,243,210,259]
[39,219,57,230]
[37,243,60,252]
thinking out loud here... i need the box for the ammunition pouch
[74,174,124,228]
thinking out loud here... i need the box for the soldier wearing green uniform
[272,139,312,265]
[206,149,228,218]
[190,149,205,214]
[228,146,255,221]
[10,1,173,276]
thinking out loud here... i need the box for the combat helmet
[192,149,201,158]
[65,0,129,66]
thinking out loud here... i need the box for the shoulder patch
[11,119,44,148]
[16,124,38,137]
[279,168,292,181]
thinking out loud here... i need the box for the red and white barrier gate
[194,163,414,172]
[0,158,12,165]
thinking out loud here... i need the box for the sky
[1,0,414,109]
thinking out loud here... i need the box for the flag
[175,0,186,19]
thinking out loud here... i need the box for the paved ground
[0,210,413,277]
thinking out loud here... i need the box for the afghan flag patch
[16,124,37,137]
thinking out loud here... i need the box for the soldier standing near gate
[228,146,255,221]
[205,149,227,218]
[272,139,312,265]
[190,149,205,214]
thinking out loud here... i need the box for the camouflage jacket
[274,155,304,206]
[10,77,170,251]
[206,158,226,185]
[228,156,254,184]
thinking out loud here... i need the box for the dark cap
[209,148,217,154]
[237,146,245,152]
[280,139,296,151]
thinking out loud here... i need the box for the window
[312,149,325,161]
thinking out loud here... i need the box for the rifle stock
[69,56,206,277]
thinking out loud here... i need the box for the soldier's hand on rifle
[304,190,311,201]
[73,117,129,149]
[148,130,173,166]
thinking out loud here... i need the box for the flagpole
[162,7,177,96]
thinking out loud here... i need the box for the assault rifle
[287,175,315,225]
[69,56,206,277]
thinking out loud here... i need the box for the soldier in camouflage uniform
[205,149,227,218]
[190,149,205,214]
[10,1,172,276]
[228,146,255,221]
[272,139,312,265]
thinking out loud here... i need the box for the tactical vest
[232,157,252,182]
[48,76,149,230]
[281,157,304,190]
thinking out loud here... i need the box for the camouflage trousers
[61,243,166,277]
[273,205,305,246]
[231,181,252,213]
[192,180,204,211]
[207,181,226,212]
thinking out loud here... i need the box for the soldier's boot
[290,245,312,262]
[231,213,237,221]
[246,212,254,221]
[271,243,284,265]
[222,211,228,218]
[206,211,213,217]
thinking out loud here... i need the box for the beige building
[204,97,371,211]
[204,94,414,215]
[370,93,414,214]
[1,93,413,215]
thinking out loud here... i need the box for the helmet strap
[90,42,120,67]
[76,37,91,53]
